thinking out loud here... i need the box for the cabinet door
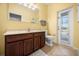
[6,41,23,56]
[24,39,33,55]
[19,41,24,56]
[40,35,45,48]
[34,36,40,51]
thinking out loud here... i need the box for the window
[9,13,21,21]
[61,12,69,30]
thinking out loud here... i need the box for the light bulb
[32,7,36,11]
[23,4,28,7]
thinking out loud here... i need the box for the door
[6,41,24,56]
[58,8,73,46]
[40,32,45,48]
[34,36,40,51]
[24,39,33,55]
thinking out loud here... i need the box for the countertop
[4,30,46,35]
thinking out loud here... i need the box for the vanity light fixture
[18,3,38,11]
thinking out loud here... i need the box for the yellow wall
[0,3,48,55]
[38,4,48,30]
[0,4,8,55]
[38,4,48,20]
[48,3,79,48]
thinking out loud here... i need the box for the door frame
[57,7,74,47]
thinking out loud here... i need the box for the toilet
[45,30,53,46]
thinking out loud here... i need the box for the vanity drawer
[34,32,41,36]
[40,32,45,35]
[34,32,45,36]
[5,33,33,43]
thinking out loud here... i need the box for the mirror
[8,3,39,23]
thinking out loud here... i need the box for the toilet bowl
[45,35,53,46]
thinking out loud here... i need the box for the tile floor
[30,43,78,56]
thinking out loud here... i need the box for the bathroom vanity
[4,30,45,56]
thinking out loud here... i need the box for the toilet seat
[46,35,53,38]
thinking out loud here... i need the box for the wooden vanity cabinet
[5,32,45,56]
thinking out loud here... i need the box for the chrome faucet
[27,28,30,32]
